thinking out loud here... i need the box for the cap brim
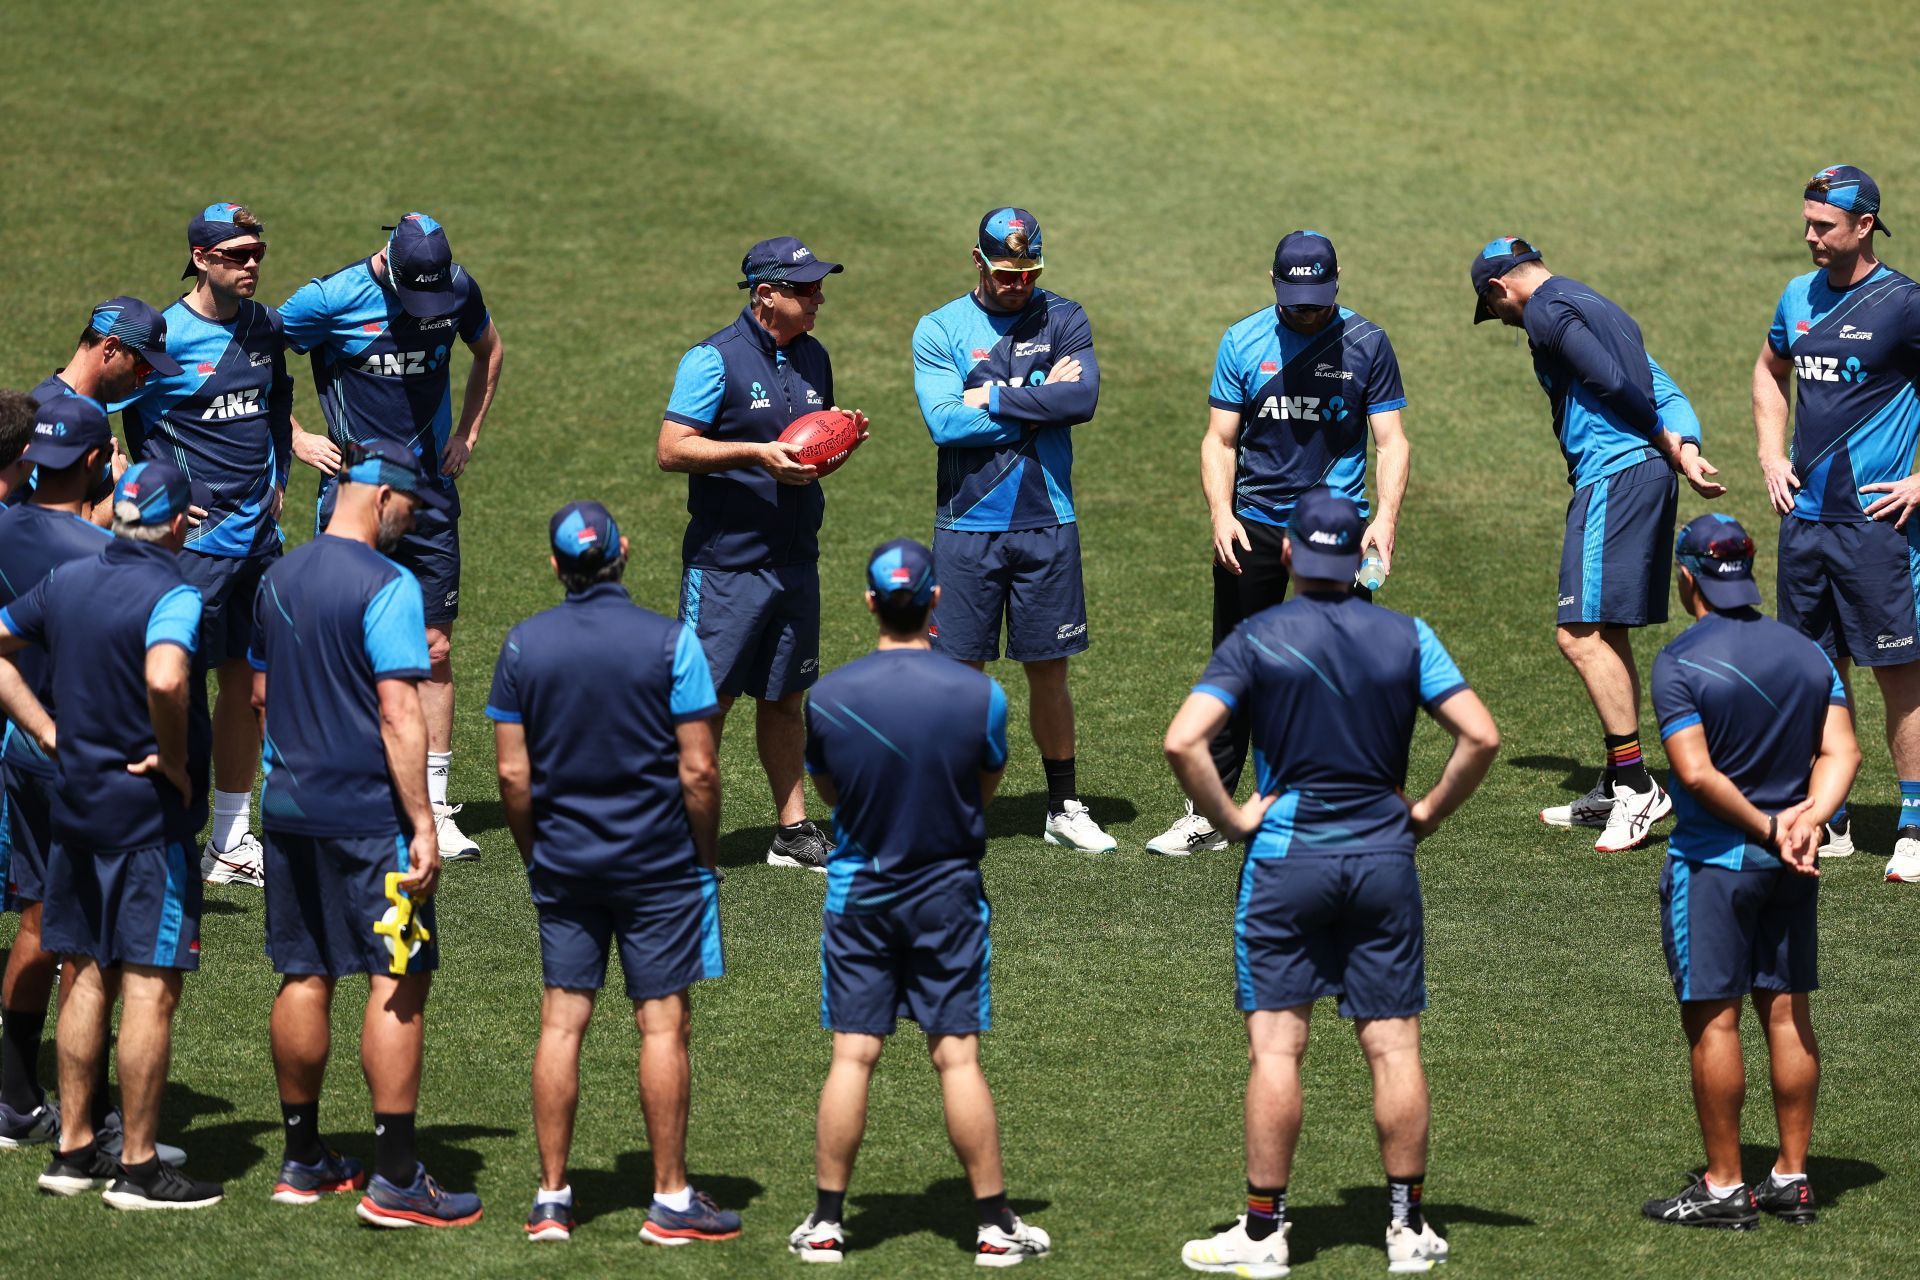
[141,347,182,377]
[1472,292,1497,324]
[181,257,197,281]
[401,482,452,513]
[1694,574,1762,610]
[21,440,96,469]
[782,260,844,284]
[1273,279,1338,308]
[1290,545,1362,581]
[392,277,466,319]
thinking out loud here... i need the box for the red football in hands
[778,409,863,477]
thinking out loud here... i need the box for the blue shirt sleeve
[1196,628,1255,710]
[277,279,333,355]
[1823,652,1848,706]
[1651,649,1701,738]
[1768,284,1794,358]
[1414,618,1469,709]
[145,584,203,653]
[483,630,523,723]
[1648,355,1701,446]
[362,573,430,678]
[1365,330,1408,415]
[983,679,1009,771]
[458,275,492,345]
[0,580,48,647]
[913,314,1023,447]
[663,345,726,429]
[669,623,719,722]
[988,303,1100,428]
[1207,328,1245,412]
[1526,294,1659,435]
[803,695,828,777]
[247,574,269,672]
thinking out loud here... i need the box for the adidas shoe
[1886,835,1920,883]
[97,1108,186,1167]
[202,832,265,887]
[1818,820,1855,858]
[1753,1175,1817,1224]
[1594,782,1672,853]
[434,803,480,862]
[1043,800,1116,853]
[0,1098,59,1148]
[789,1212,847,1263]
[271,1149,367,1204]
[102,1161,224,1211]
[38,1141,118,1195]
[356,1163,483,1228]
[1641,1173,1757,1230]
[1540,781,1613,829]
[1181,1215,1289,1276]
[767,821,831,873]
[976,1215,1051,1267]
[1386,1218,1449,1272]
[1147,802,1228,856]
[525,1197,575,1242]
[639,1187,742,1244]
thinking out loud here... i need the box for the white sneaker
[976,1215,1050,1267]
[789,1212,846,1263]
[1886,836,1920,883]
[201,833,265,887]
[1147,801,1228,856]
[1819,820,1855,858]
[434,803,480,862]
[1593,782,1672,853]
[1182,1215,1289,1276]
[1385,1219,1448,1273]
[1540,782,1613,829]
[1043,799,1116,853]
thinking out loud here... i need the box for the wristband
[1767,813,1778,849]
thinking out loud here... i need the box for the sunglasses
[1702,532,1756,560]
[767,279,823,299]
[205,242,268,266]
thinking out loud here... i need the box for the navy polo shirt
[0,502,113,778]
[1195,593,1468,858]
[1653,609,1849,871]
[484,582,718,889]
[805,649,1008,913]
[248,534,431,836]
[0,540,208,852]
[663,308,834,568]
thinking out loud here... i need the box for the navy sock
[0,1008,46,1111]
[373,1111,417,1186]
[977,1190,1016,1232]
[1246,1182,1286,1241]
[281,1100,323,1163]
[815,1187,846,1224]
[1388,1174,1425,1231]
[1043,757,1077,814]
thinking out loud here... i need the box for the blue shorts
[1235,853,1425,1018]
[1,761,52,910]
[821,877,991,1036]
[680,563,819,700]
[177,547,280,667]
[1660,859,1818,1002]
[533,868,723,1001]
[41,838,200,970]
[318,476,460,624]
[1557,456,1676,627]
[263,830,439,978]
[930,524,1088,663]
[1776,515,1920,667]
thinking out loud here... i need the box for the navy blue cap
[1806,164,1891,236]
[183,201,262,279]
[1470,236,1544,324]
[867,537,936,606]
[1285,487,1365,581]
[738,237,844,289]
[1676,513,1762,610]
[114,460,203,527]
[88,297,182,377]
[340,438,450,512]
[550,500,621,569]
[384,212,468,318]
[978,208,1044,268]
[1272,230,1338,307]
[22,396,113,470]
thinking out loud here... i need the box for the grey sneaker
[97,1108,186,1167]
[767,821,830,873]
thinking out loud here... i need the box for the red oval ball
[778,409,863,477]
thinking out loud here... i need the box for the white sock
[427,751,451,807]
[536,1184,572,1206]
[212,790,250,852]
[1769,1167,1806,1188]
[653,1185,693,1211]
[1705,1177,1743,1199]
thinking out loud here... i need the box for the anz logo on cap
[1286,263,1326,277]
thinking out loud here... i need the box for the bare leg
[1555,623,1641,738]
[114,964,182,1167]
[212,657,261,794]
[636,992,692,1194]
[54,956,110,1151]
[928,1034,1004,1195]
[1872,661,1920,785]
[1753,990,1818,1177]
[757,693,808,826]
[815,1033,884,1193]
[362,974,430,1112]
[1024,658,1075,760]
[1245,1006,1312,1186]
[1355,1015,1429,1178]
[421,623,455,758]
[1681,999,1745,1187]
[2,900,59,1014]
[532,987,594,1192]
[271,975,335,1103]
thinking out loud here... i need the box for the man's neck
[29,488,89,517]
[876,632,931,652]
[58,353,102,400]
[1827,250,1880,289]
[184,280,240,323]
[749,307,797,349]
[323,502,379,550]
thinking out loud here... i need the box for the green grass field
[5,2,1920,1275]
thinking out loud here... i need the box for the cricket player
[0,390,38,503]
[32,297,173,522]
[1641,514,1857,1228]
[1165,489,1497,1277]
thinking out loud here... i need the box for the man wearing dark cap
[279,213,506,862]
[1752,165,1920,872]
[116,201,299,889]
[248,440,478,1227]
[1473,236,1724,853]
[1641,514,1858,1228]
[1165,488,1497,1278]
[32,297,176,522]
[911,208,1112,853]
[0,460,220,1210]
[488,501,740,1246]
[657,237,868,873]
[789,538,1050,1266]
[1148,230,1411,858]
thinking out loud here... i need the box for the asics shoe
[1147,802,1227,856]
[1540,781,1613,829]
[202,832,265,887]
[1818,820,1855,858]
[1753,1175,1817,1224]
[1886,835,1920,883]
[639,1187,742,1244]
[272,1149,367,1204]
[767,821,831,873]
[1641,1173,1757,1230]
[102,1161,224,1210]
[525,1197,575,1242]
[1043,800,1116,853]
[356,1163,483,1228]
[38,1141,118,1195]
[433,803,481,862]
[1594,783,1672,853]
[1386,1218,1449,1272]
[97,1108,186,1167]
[789,1212,847,1263]
[976,1215,1051,1267]
[0,1098,59,1148]
[1181,1215,1289,1276]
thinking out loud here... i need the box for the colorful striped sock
[1605,733,1650,792]
[1245,1182,1285,1241]
[1899,781,1920,835]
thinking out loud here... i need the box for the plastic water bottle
[1356,553,1388,592]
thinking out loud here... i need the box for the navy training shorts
[318,473,460,625]
[1235,852,1425,1018]
[533,867,724,1002]
[1660,857,1817,1002]
[1776,513,1920,667]
[1557,455,1677,628]
[679,562,820,700]
[264,830,439,978]
[1,761,53,910]
[178,545,281,667]
[821,877,991,1037]
[41,837,201,970]
[930,523,1089,663]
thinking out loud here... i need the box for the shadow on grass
[451,799,506,839]
[986,791,1137,841]
[1203,1187,1531,1265]
[1837,804,1897,856]
[415,1123,516,1188]
[157,1083,270,1183]
[1737,1146,1885,1206]
[199,897,249,915]
[1504,755,1592,795]
[570,1151,762,1225]
[844,1175,1049,1254]
[717,824,776,870]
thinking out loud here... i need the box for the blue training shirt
[805,649,1009,912]
[484,582,718,891]
[113,298,292,558]
[1196,593,1468,857]
[1767,265,1920,523]
[1208,306,1405,524]
[1653,609,1849,871]
[0,541,208,852]
[248,533,430,837]
[0,503,113,778]
[913,289,1100,531]
[1523,275,1702,487]
[278,259,491,520]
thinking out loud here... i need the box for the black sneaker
[1642,1174,1758,1230]
[767,821,830,873]
[1754,1176,1817,1224]
[38,1142,118,1196]
[102,1161,224,1211]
